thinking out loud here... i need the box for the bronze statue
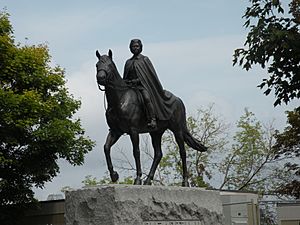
[123,39,173,129]
[96,40,207,186]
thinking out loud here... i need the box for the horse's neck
[105,87,121,109]
[105,70,126,109]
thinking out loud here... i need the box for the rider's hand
[125,79,140,87]
[132,79,140,86]
[125,80,133,86]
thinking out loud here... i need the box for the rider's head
[129,39,143,56]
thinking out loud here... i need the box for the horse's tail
[176,97,207,152]
[183,129,207,152]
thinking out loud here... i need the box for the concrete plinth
[65,185,224,225]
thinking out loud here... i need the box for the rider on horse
[123,39,176,129]
[96,45,207,186]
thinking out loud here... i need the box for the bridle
[96,57,133,111]
[97,67,130,92]
[96,64,129,112]
[96,68,107,92]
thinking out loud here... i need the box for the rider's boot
[146,102,157,129]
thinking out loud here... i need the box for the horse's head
[95,49,116,87]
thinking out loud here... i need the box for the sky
[2,0,298,200]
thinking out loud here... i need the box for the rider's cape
[123,54,178,121]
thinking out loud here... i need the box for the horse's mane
[100,55,126,87]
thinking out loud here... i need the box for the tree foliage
[0,11,95,208]
[233,0,300,106]
[274,107,300,198]
[81,174,134,187]
[156,107,287,195]
[234,0,300,199]
[218,109,288,195]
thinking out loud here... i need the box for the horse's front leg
[104,130,121,182]
[129,131,142,185]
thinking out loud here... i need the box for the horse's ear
[96,50,101,59]
[108,49,113,60]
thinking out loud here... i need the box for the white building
[220,190,260,225]
[277,202,300,225]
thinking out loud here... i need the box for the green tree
[274,107,300,198]
[156,107,287,195]
[233,0,300,106]
[234,0,300,198]
[218,109,288,195]
[0,11,95,209]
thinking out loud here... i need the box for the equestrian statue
[95,39,207,187]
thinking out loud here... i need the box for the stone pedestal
[65,185,224,225]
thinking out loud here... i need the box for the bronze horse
[96,50,207,186]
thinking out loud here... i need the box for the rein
[97,79,130,112]
[97,83,107,111]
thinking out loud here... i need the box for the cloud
[8,3,139,72]
[66,59,106,129]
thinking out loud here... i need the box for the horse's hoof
[143,179,152,185]
[182,180,190,187]
[133,177,142,185]
[110,171,119,182]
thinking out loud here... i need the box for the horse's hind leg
[104,130,121,182]
[144,131,163,185]
[129,130,142,185]
[174,131,189,187]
